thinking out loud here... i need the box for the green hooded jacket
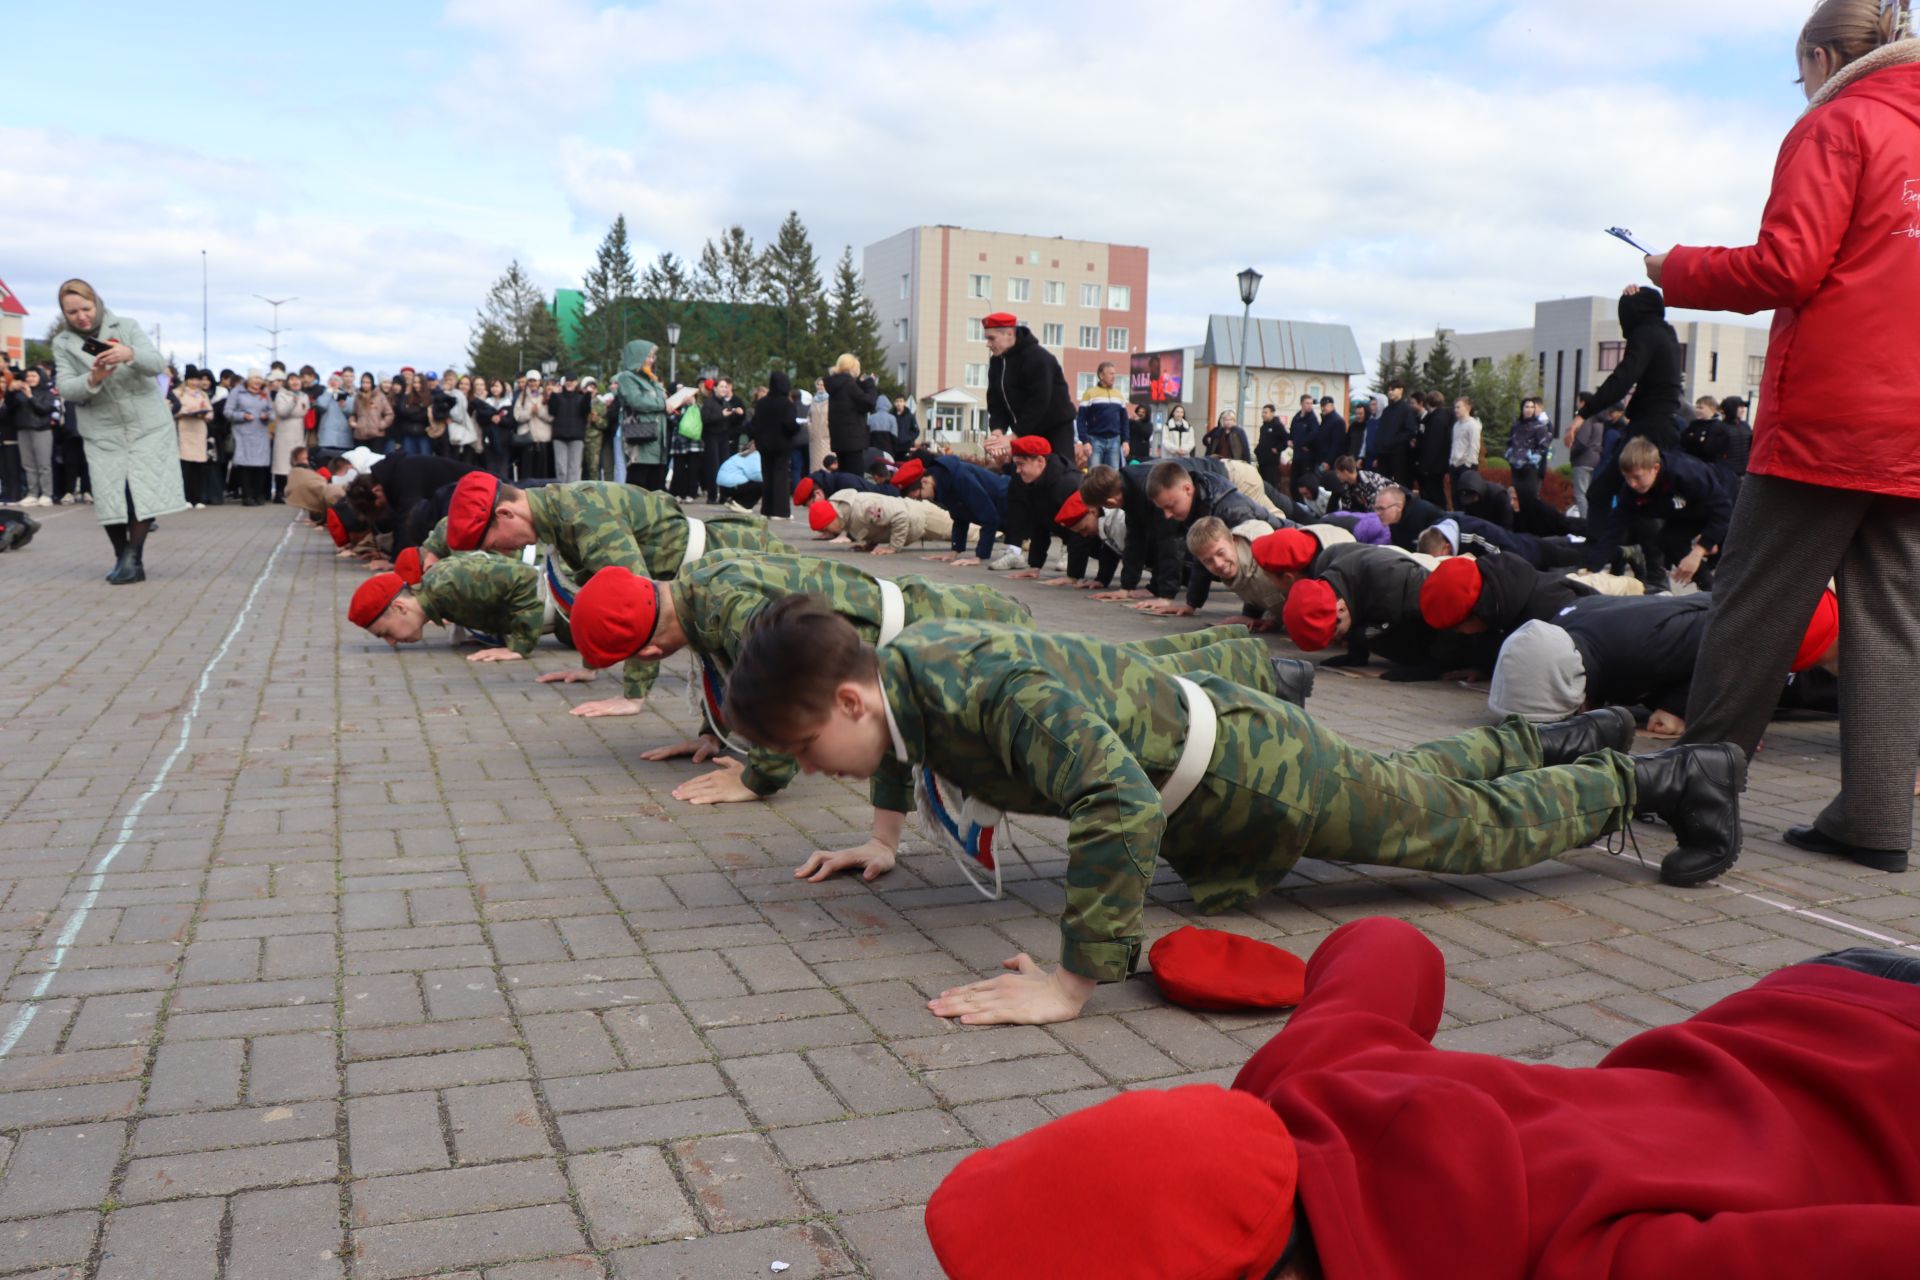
[615,339,668,466]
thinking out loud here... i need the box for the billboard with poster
[1129,350,1182,404]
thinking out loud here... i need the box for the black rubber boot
[1537,707,1636,766]
[1269,657,1316,709]
[106,544,145,585]
[1637,744,1747,886]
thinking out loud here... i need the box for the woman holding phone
[50,279,187,584]
[1646,0,1920,877]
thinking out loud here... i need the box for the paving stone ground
[0,499,1913,1278]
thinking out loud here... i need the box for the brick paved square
[0,506,1911,1276]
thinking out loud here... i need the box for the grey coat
[52,307,188,524]
[225,388,274,468]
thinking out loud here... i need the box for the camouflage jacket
[876,622,1293,983]
[414,553,549,656]
[423,483,782,698]
[672,553,1033,805]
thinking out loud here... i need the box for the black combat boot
[1636,744,1747,886]
[1270,657,1316,709]
[1537,707,1636,766]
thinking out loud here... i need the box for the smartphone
[81,337,113,356]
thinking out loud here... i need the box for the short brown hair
[1080,465,1123,505]
[723,595,879,747]
[1185,516,1232,556]
[1416,527,1453,557]
[1619,436,1663,473]
[1146,461,1192,497]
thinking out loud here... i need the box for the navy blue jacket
[927,455,1010,559]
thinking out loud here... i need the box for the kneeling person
[721,602,1745,1024]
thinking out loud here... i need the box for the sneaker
[986,546,1027,571]
[193,503,207,510]
[58,494,73,505]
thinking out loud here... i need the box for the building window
[1107,327,1129,352]
[1076,372,1097,396]
[896,362,908,386]
[1747,354,1766,383]
[1078,325,1100,349]
[1108,285,1131,310]
[1080,283,1101,308]
[1043,280,1065,306]
[894,319,909,344]
[1042,322,1064,346]
[1008,277,1030,303]
[1597,341,1625,372]
[964,363,986,388]
[968,274,991,299]
[967,318,985,342]
[1471,356,1491,370]
[1710,352,1719,381]
[899,273,909,300]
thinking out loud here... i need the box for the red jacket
[1663,51,1920,499]
[1234,918,1920,1279]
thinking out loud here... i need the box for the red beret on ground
[1055,491,1091,527]
[1250,528,1319,576]
[445,472,501,551]
[925,1084,1298,1280]
[570,567,660,670]
[1282,578,1341,651]
[890,458,926,490]
[1149,926,1306,1011]
[1010,435,1051,458]
[324,508,347,548]
[1790,590,1840,673]
[980,311,1018,329]
[1419,555,1485,630]
[393,546,424,586]
[808,499,841,533]
[349,573,406,629]
[793,477,816,505]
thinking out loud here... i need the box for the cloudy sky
[4,0,1812,378]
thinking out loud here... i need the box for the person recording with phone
[49,278,188,584]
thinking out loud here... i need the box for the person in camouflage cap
[424,479,784,717]
[567,551,1310,883]
[722,601,1747,1025]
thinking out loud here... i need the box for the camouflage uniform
[877,621,1637,983]
[423,482,782,698]
[412,554,570,657]
[671,553,1035,807]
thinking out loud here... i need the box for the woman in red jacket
[1647,0,1920,876]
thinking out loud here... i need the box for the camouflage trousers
[1120,630,1280,695]
[1170,693,1635,910]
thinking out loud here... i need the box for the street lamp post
[665,322,681,385]
[1234,268,1262,443]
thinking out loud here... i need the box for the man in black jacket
[1282,542,1443,677]
[1143,460,1286,615]
[699,377,747,503]
[1284,397,1321,498]
[548,375,593,484]
[1003,437,1091,579]
[1369,483,1446,553]
[1313,397,1348,489]
[349,454,478,554]
[1368,381,1420,487]
[1566,286,1687,522]
[1255,404,1288,488]
[985,313,1075,569]
[1414,391,1455,508]
[1081,463,1182,602]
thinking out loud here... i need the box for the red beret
[1790,589,1840,673]
[793,477,816,505]
[1282,578,1341,651]
[392,546,424,587]
[570,567,660,670]
[926,1085,1297,1280]
[324,507,347,548]
[445,472,501,552]
[1009,435,1051,458]
[316,467,332,481]
[349,573,406,629]
[1149,926,1305,1011]
[808,499,841,533]
[1419,555,1485,630]
[1054,492,1090,527]
[1250,529,1319,576]
[891,458,926,490]
[980,311,1018,329]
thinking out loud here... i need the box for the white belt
[876,578,906,645]
[931,674,1219,900]
[681,517,707,569]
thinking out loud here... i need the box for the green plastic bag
[677,404,704,442]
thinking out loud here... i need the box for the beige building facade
[864,226,1148,438]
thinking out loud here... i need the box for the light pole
[200,250,208,371]
[253,294,297,367]
[665,321,681,385]
[1234,267,1262,440]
